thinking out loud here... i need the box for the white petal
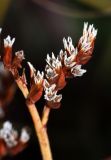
[71,65,86,77]
[54,94,62,102]
[20,128,30,143]
[52,52,56,59]
[3,121,12,130]
[27,62,36,78]
[63,37,67,49]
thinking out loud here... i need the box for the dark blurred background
[0,0,111,159]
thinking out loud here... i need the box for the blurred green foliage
[78,0,111,11]
[0,0,11,23]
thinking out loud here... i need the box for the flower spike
[44,80,62,109]
[77,22,97,64]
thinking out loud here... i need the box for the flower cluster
[44,22,97,109]
[1,22,97,109]
[77,22,97,64]
[0,121,30,157]
[0,22,97,160]
[3,35,25,79]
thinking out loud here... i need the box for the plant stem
[27,104,52,160]
[16,79,53,160]
[42,106,51,127]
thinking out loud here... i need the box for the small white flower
[63,37,76,55]
[54,94,62,103]
[46,53,62,81]
[4,35,15,48]
[64,48,77,68]
[79,22,97,52]
[83,22,97,39]
[71,65,86,77]
[44,80,62,103]
[3,121,12,130]
[34,70,44,84]
[20,128,30,143]
[0,121,30,149]
[43,79,56,90]
[15,50,25,60]
[46,53,62,69]
[59,49,65,60]
[45,65,58,80]
[62,37,78,68]
[0,121,18,148]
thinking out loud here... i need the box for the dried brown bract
[3,36,25,79]
[26,62,44,104]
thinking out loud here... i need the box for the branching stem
[16,78,53,160]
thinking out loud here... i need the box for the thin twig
[42,106,51,127]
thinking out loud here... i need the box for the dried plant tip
[28,62,44,86]
[4,36,15,48]
[83,22,97,39]
[76,22,97,64]
[34,70,44,85]
[3,36,15,68]
[79,22,97,52]
[27,70,44,104]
